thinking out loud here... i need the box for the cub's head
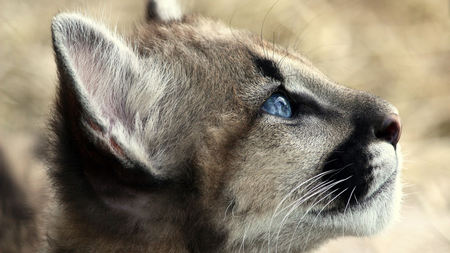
[49,0,402,252]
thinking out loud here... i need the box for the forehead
[136,16,333,104]
[137,17,249,56]
[137,16,303,63]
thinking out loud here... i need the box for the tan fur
[1,1,402,252]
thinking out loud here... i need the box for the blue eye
[261,93,292,118]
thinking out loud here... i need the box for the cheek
[226,122,339,215]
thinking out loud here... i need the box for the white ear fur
[149,0,183,21]
[52,13,167,178]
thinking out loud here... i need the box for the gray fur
[45,1,402,252]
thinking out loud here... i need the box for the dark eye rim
[259,87,325,120]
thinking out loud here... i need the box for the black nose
[376,114,401,146]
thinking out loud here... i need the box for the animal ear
[51,13,166,179]
[146,0,183,22]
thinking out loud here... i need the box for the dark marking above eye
[252,56,284,83]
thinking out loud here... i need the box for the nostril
[376,114,402,146]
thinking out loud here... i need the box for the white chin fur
[313,144,402,237]
[228,145,403,252]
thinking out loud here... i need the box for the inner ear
[51,13,172,179]
[146,0,183,22]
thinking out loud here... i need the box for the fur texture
[41,0,403,252]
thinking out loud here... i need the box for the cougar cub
[46,0,402,252]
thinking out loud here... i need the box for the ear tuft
[146,0,183,22]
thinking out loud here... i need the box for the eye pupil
[262,93,292,118]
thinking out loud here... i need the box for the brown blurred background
[0,0,449,252]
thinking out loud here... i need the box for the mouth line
[360,169,397,204]
[309,169,397,216]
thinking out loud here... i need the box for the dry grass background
[0,0,449,252]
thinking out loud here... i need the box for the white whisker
[286,188,341,253]
[301,188,349,251]
[267,169,336,252]
[341,186,356,236]
[284,175,352,252]
[274,175,352,252]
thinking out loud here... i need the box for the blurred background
[0,0,449,252]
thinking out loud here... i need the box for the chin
[315,147,403,237]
